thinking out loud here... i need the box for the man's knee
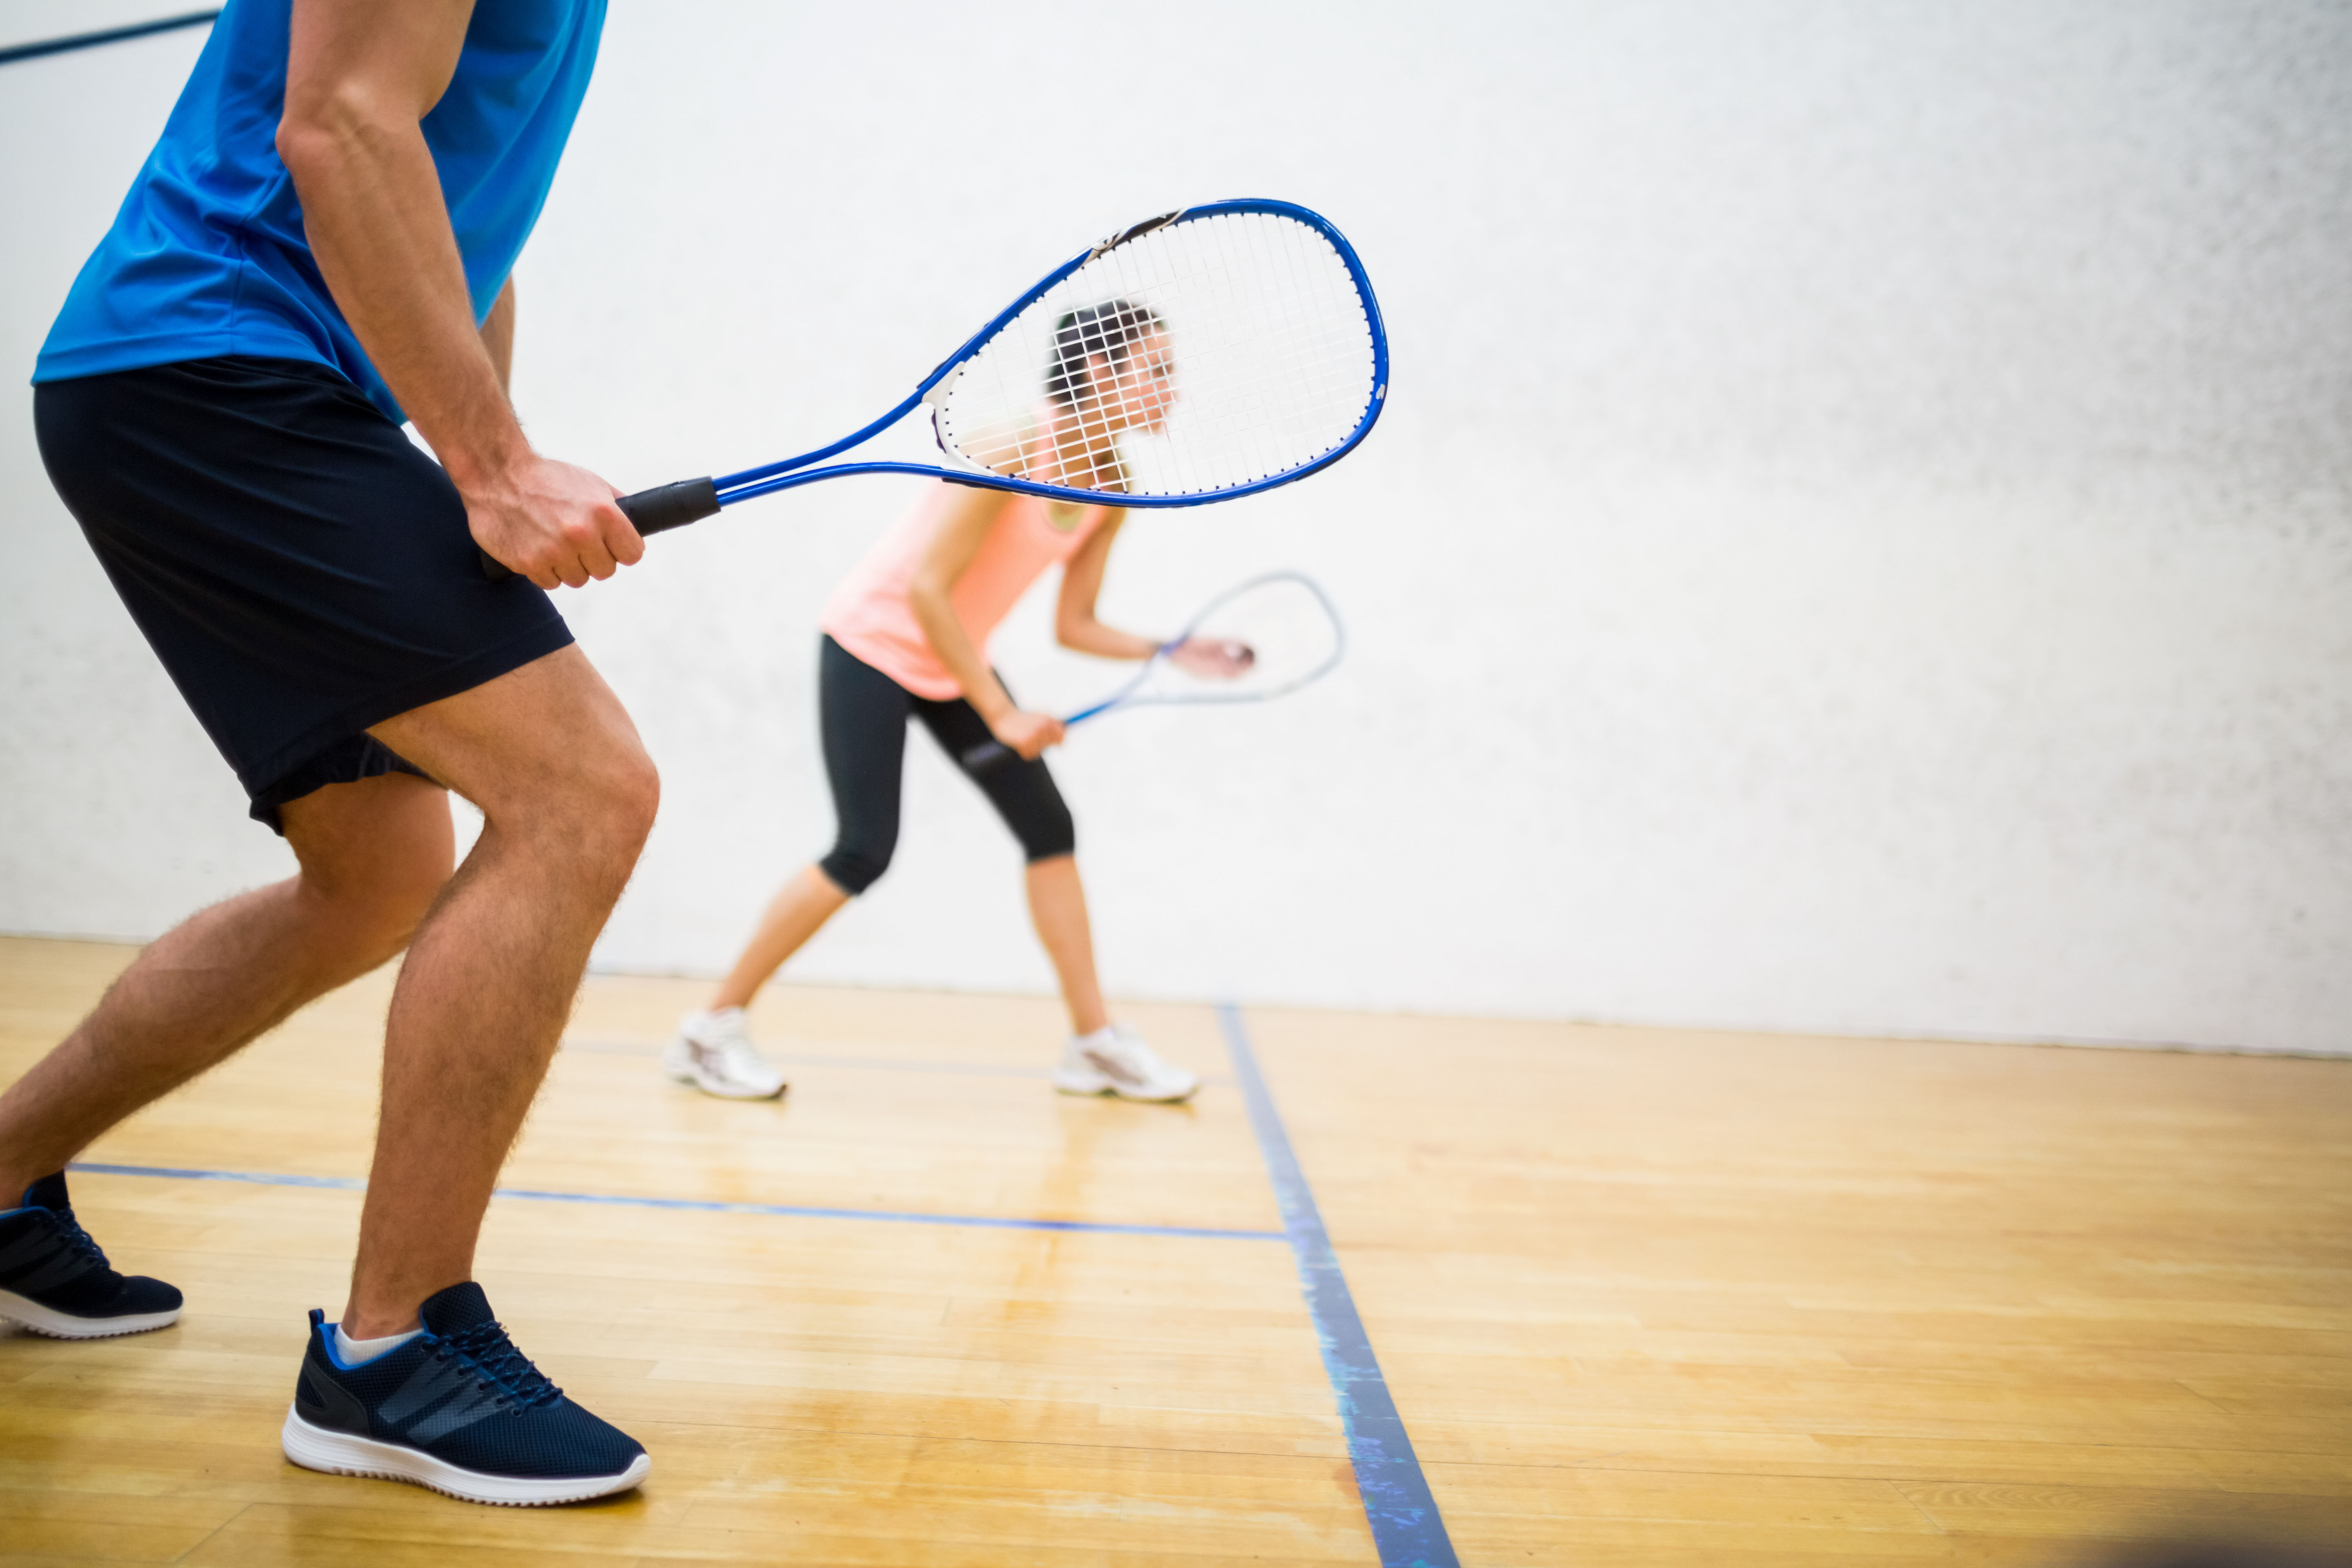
[541,732,659,871]
[599,739,661,837]
[373,645,658,870]
[517,743,654,889]
[285,775,457,958]
[328,856,446,962]
[368,840,454,933]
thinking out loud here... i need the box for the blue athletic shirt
[34,0,606,425]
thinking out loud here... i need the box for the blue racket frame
[712,198,1388,511]
[479,198,1386,577]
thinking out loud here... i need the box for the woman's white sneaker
[664,1008,787,1100]
[1054,1025,1199,1103]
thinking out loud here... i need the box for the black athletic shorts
[33,355,574,833]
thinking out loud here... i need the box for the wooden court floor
[2,935,2348,1566]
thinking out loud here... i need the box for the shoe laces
[38,1200,111,1273]
[1107,1030,1174,1075]
[697,1016,775,1083]
[439,1319,564,1410]
[713,1036,776,1083]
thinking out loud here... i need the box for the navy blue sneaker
[282,1281,649,1505]
[0,1172,183,1339]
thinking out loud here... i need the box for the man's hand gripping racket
[960,570,1345,773]
[479,200,1388,579]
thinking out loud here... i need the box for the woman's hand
[989,708,1066,760]
[1169,636,1255,680]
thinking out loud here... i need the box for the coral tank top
[821,483,1109,700]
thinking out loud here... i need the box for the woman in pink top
[665,301,1243,1102]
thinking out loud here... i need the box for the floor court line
[562,1037,1236,1086]
[66,1161,1284,1243]
[69,1023,1445,1558]
[1221,1004,1459,1568]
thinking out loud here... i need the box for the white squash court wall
[3,1,2349,1053]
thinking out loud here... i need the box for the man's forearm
[480,280,515,396]
[278,61,523,486]
[275,0,633,589]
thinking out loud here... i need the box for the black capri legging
[816,634,1076,895]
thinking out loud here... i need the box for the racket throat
[920,365,964,408]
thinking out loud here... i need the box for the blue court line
[0,9,218,67]
[1218,1006,1458,1568]
[65,1161,1283,1243]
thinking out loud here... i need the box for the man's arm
[480,278,515,394]
[276,0,636,589]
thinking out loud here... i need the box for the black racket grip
[476,477,722,580]
[621,476,723,535]
[960,740,1015,774]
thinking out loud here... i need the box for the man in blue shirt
[0,0,655,1504]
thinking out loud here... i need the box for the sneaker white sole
[1051,1069,1198,1104]
[281,1405,650,1506]
[685,1068,785,1100]
[0,1288,180,1339]
[667,1042,785,1100]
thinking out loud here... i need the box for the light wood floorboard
[1244,1005,2352,1564]
[4,937,2349,1564]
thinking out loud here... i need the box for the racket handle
[960,740,1014,774]
[476,477,723,581]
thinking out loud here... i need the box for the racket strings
[984,229,1362,486]
[1141,573,1344,705]
[936,211,1377,500]
[1120,216,1362,488]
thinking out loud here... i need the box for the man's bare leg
[0,773,454,1201]
[340,644,657,1337]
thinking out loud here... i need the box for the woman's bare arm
[1056,513,1255,683]
[1052,514,1161,659]
[907,487,1063,757]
